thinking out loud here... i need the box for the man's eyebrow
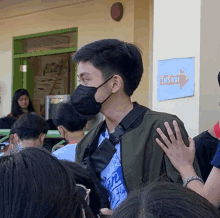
[78,72,91,77]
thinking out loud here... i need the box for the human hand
[155,120,195,173]
[100,208,113,216]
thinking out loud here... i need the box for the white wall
[199,0,220,133]
[152,0,201,137]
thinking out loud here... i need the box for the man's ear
[39,133,46,144]
[57,126,65,138]
[9,134,14,144]
[111,75,123,93]
[13,133,19,144]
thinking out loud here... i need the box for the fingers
[155,137,169,153]
[173,120,184,142]
[164,122,177,143]
[156,127,172,148]
[188,137,195,152]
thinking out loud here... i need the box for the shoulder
[143,109,184,128]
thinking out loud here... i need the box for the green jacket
[75,107,201,193]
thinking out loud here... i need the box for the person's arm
[155,120,220,206]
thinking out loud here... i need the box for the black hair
[13,112,49,140]
[53,102,88,132]
[72,38,143,96]
[60,160,101,217]
[218,71,220,86]
[11,89,35,119]
[111,183,220,218]
[111,182,220,218]
[0,116,16,129]
[46,119,58,130]
[0,147,95,218]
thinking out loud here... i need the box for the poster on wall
[157,57,195,101]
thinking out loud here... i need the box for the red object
[110,2,124,22]
[214,122,220,138]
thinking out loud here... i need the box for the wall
[199,0,220,133]
[152,0,201,137]
[0,0,137,116]
[132,0,153,106]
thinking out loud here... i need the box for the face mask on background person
[70,75,114,116]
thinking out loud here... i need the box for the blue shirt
[53,143,77,162]
[98,128,127,210]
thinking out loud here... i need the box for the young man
[52,102,88,161]
[12,112,49,149]
[70,39,201,213]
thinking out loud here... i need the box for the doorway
[12,27,78,117]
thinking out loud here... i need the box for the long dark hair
[0,147,95,218]
[111,182,220,218]
[60,160,101,216]
[11,89,35,118]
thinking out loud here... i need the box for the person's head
[0,147,95,218]
[12,112,49,148]
[60,160,101,217]
[11,89,35,118]
[111,182,220,218]
[0,116,17,154]
[0,116,16,129]
[53,102,88,139]
[72,39,143,111]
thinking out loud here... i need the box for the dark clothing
[75,103,201,195]
[194,131,219,182]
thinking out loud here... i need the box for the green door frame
[12,27,78,98]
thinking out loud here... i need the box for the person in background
[8,89,35,119]
[111,182,220,218]
[53,102,88,161]
[60,160,102,217]
[0,147,96,218]
[12,112,49,149]
[0,116,17,156]
[156,120,220,207]
[193,73,220,182]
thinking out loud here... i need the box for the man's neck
[20,140,41,148]
[65,130,85,144]
[102,96,134,133]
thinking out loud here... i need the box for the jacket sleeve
[149,114,201,184]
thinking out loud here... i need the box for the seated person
[12,112,49,149]
[0,116,17,156]
[111,182,220,218]
[0,147,96,218]
[53,102,88,162]
[8,88,35,119]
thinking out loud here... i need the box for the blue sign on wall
[157,57,195,101]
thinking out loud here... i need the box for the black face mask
[70,75,114,116]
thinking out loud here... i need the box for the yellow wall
[1,0,152,116]
[132,0,153,107]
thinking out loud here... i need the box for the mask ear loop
[76,184,91,206]
[96,74,115,89]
